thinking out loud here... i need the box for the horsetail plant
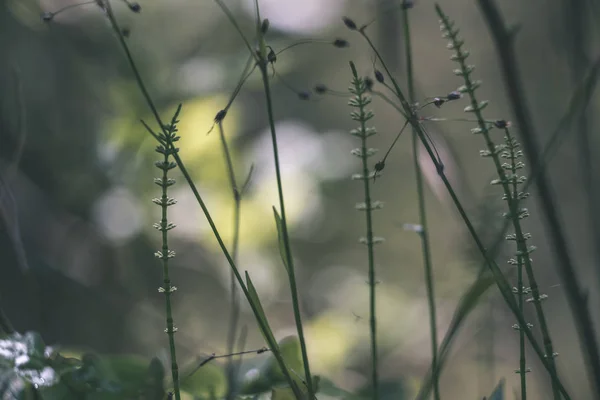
[152,105,183,400]
[343,13,570,398]
[349,61,382,400]
[101,2,305,398]
[436,5,560,399]
[504,127,531,400]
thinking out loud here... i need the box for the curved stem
[258,59,314,399]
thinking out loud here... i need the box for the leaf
[143,357,165,400]
[180,361,226,399]
[245,272,278,349]
[264,336,303,383]
[272,207,290,276]
[487,378,505,400]
[316,376,360,399]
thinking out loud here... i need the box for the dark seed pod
[298,91,311,101]
[494,120,510,129]
[433,98,445,108]
[314,84,328,94]
[261,18,270,34]
[364,77,374,91]
[41,12,54,22]
[333,38,349,48]
[375,161,385,172]
[374,70,384,83]
[343,17,357,30]
[214,109,227,123]
[446,91,461,100]
[128,2,141,12]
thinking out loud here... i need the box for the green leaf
[245,272,278,349]
[316,376,360,399]
[179,360,226,399]
[272,207,290,276]
[485,378,505,400]
[143,357,165,400]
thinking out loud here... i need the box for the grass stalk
[400,7,440,400]
[212,1,314,396]
[477,1,600,397]
[253,3,314,396]
[349,61,380,400]
[257,59,315,399]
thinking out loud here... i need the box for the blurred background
[1,0,599,398]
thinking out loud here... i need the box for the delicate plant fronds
[349,61,382,400]
[400,6,440,400]
[152,104,183,400]
[102,2,301,396]
[343,14,571,397]
[477,1,600,397]
[436,5,560,398]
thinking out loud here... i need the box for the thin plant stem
[155,119,182,400]
[349,62,379,400]
[477,2,600,397]
[505,127,527,400]
[103,2,300,396]
[353,26,571,398]
[257,57,315,400]
[435,6,560,398]
[400,7,440,400]
[254,3,314,397]
[217,122,242,400]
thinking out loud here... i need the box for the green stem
[349,63,379,400]
[217,122,242,400]
[356,27,571,399]
[506,129,528,400]
[158,148,181,400]
[400,8,439,400]
[257,58,314,399]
